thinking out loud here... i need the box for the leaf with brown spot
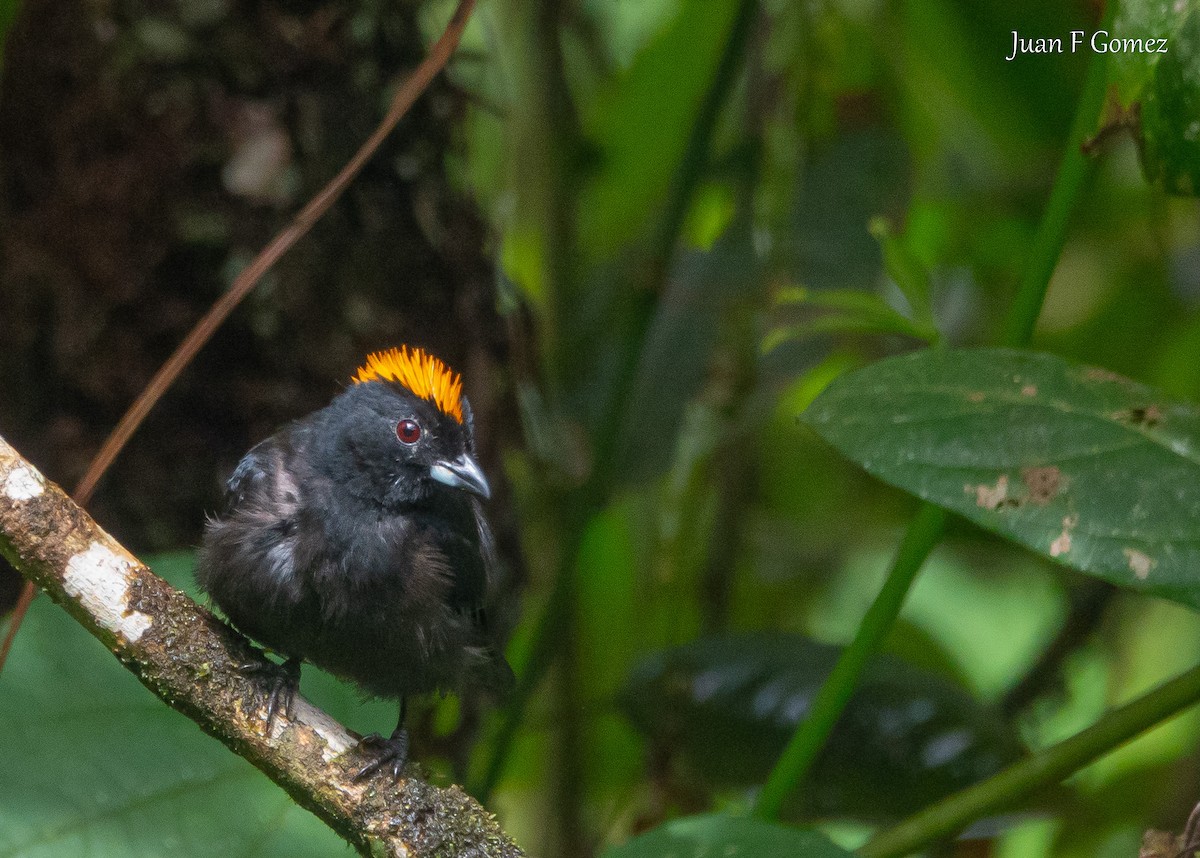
[804,349,1200,609]
[1020,466,1063,505]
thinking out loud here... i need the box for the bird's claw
[353,728,410,782]
[238,656,301,730]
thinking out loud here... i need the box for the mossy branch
[0,433,522,858]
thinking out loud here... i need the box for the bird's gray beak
[430,453,491,499]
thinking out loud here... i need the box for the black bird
[198,346,513,779]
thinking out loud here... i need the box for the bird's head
[316,346,490,507]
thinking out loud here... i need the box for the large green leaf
[602,814,853,858]
[1110,0,1197,103]
[0,554,358,857]
[804,348,1200,608]
[619,634,1023,822]
[1104,0,1200,194]
[1140,4,1200,195]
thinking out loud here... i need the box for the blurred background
[1,0,1199,856]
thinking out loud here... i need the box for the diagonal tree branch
[0,432,522,858]
[0,0,478,676]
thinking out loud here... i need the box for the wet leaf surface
[620,633,1023,822]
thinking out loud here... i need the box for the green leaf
[1139,5,1200,195]
[602,814,853,858]
[0,553,394,856]
[619,634,1023,822]
[765,287,939,351]
[0,596,345,857]
[804,348,1200,608]
[1109,0,1194,103]
[1108,1,1200,194]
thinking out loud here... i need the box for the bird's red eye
[396,419,422,445]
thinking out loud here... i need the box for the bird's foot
[237,656,301,730]
[353,727,410,782]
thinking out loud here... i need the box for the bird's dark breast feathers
[308,505,497,698]
[199,443,506,700]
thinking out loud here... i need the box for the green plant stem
[861,661,1200,858]
[999,3,1111,348]
[753,503,948,820]
[646,0,759,288]
[755,10,1112,820]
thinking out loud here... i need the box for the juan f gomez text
[1007,30,1168,62]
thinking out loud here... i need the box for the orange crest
[352,346,464,424]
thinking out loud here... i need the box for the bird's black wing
[472,498,502,592]
[222,438,280,513]
[200,431,319,658]
[469,497,516,698]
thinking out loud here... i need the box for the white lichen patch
[3,466,44,501]
[1050,514,1078,558]
[966,474,1009,510]
[63,542,153,642]
[1123,548,1155,580]
[291,698,356,760]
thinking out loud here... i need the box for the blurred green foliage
[452,0,1200,853]
[604,813,855,857]
[0,555,349,858]
[5,0,1200,856]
